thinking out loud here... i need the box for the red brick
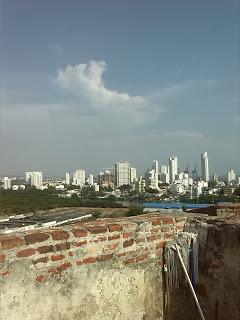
[25,232,49,245]
[36,274,45,283]
[156,241,165,249]
[0,235,24,249]
[123,258,135,265]
[107,242,119,251]
[17,248,36,257]
[74,240,87,247]
[136,253,148,262]
[118,252,127,257]
[57,262,72,272]
[0,254,6,263]
[108,234,120,241]
[93,236,107,243]
[162,217,174,224]
[164,233,174,240]
[51,254,65,261]
[87,225,108,234]
[76,256,97,265]
[50,230,69,241]
[107,224,122,232]
[123,239,134,248]
[136,238,145,243]
[151,219,161,226]
[33,256,49,264]
[37,245,54,254]
[72,228,88,238]
[123,232,134,238]
[97,253,113,262]
[0,271,10,277]
[155,248,163,257]
[55,242,70,251]
[147,235,159,242]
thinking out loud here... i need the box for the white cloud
[55,60,163,120]
[163,130,204,139]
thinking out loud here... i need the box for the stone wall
[0,213,186,320]
[170,216,240,320]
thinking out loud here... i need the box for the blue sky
[1,0,239,177]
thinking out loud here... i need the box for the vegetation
[0,188,124,216]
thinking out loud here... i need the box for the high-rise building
[227,170,236,184]
[3,177,11,189]
[73,169,85,186]
[88,174,94,186]
[115,161,130,187]
[65,173,70,185]
[201,152,209,182]
[30,172,43,188]
[145,169,159,190]
[169,156,178,182]
[25,172,32,185]
[99,170,114,189]
[152,160,159,174]
[130,167,137,183]
[160,165,168,174]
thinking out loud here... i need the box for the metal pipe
[175,244,206,320]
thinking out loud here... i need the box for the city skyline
[1,1,239,176]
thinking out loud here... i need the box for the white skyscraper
[145,169,159,190]
[169,156,178,182]
[3,177,11,189]
[73,169,85,186]
[88,174,94,186]
[65,173,70,185]
[25,172,32,185]
[201,152,209,182]
[30,172,43,188]
[115,161,131,187]
[130,167,137,183]
[227,170,236,184]
[152,160,159,174]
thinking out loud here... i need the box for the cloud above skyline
[55,60,163,122]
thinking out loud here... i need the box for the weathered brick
[51,254,65,261]
[33,256,49,264]
[74,240,87,247]
[107,242,119,251]
[164,233,174,240]
[147,235,159,242]
[25,232,49,245]
[55,242,70,251]
[108,234,120,241]
[76,256,97,265]
[97,253,113,262]
[107,224,122,232]
[136,238,145,243]
[123,232,134,238]
[72,228,88,238]
[156,241,164,249]
[93,236,107,243]
[17,248,36,257]
[50,230,69,241]
[36,274,45,283]
[0,235,24,249]
[57,262,72,272]
[162,217,174,224]
[123,258,135,265]
[37,245,54,254]
[87,225,108,234]
[151,219,161,226]
[0,271,10,277]
[123,239,134,248]
[136,253,148,262]
[0,254,6,263]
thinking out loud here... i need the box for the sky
[1,0,239,177]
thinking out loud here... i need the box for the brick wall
[0,213,186,284]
